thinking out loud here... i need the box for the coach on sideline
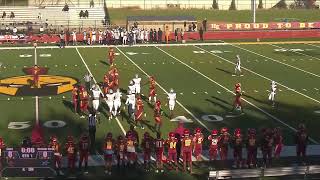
[88,111,97,154]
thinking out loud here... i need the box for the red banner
[210,22,320,31]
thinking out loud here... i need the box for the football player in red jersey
[182,129,193,173]
[261,128,274,168]
[79,85,89,118]
[65,136,76,172]
[31,65,40,88]
[135,96,145,129]
[231,83,244,113]
[166,132,178,171]
[218,127,230,160]
[155,132,165,173]
[78,134,90,174]
[72,85,79,113]
[0,137,6,169]
[49,136,63,175]
[108,47,115,66]
[208,129,219,161]
[193,128,204,161]
[273,127,283,159]
[295,123,309,165]
[246,128,258,168]
[126,131,137,166]
[148,76,157,104]
[154,100,162,133]
[232,128,243,168]
[141,132,153,171]
[116,135,127,168]
[103,132,115,175]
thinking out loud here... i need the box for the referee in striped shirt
[88,111,97,154]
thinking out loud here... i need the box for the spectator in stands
[192,22,197,31]
[149,29,153,43]
[2,11,6,19]
[199,27,204,41]
[66,30,70,46]
[62,3,69,12]
[83,30,87,44]
[84,10,89,18]
[183,21,187,31]
[202,18,207,31]
[188,24,192,32]
[12,26,17,36]
[39,26,44,35]
[180,28,184,41]
[79,10,84,19]
[174,28,178,42]
[153,29,157,43]
[5,25,10,35]
[59,31,65,48]
[158,28,162,43]
[45,19,49,28]
[10,11,15,19]
[90,0,94,8]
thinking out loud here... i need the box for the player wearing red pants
[103,132,115,175]
[273,127,283,159]
[193,128,204,161]
[155,133,165,173]
[31,65,40,88]
[0,137,6,170]
[79,86,89,117]
[148,76,157,103]
[166,132,178,171]
[141,132,153,171]
[218,127,230,160]
[231,83,244,113]
[232,128,243,168]
[295,124,308,164]
[154,100,162,132]
[108,47,115,66]
[78,134,90,173]
[208,129,219,161]
[65,136,76,172]
[181,129,193,173]
[49,136,63,175]
[246,128,258,168]
[261,128,274,168]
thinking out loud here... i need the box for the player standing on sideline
[83,30,87,45]
[65,136,76,172]
[261,128,274,168]
[182,129,193,173]
[72,29,77,45]
[231,83,244,113]
[79,85,89,118]
[108,47,115,66]
[113,88,122,116]
[49,136,63,175]
[234,54,242,76]
[0,137,5,169]
[98,29,103,44]
[208,129,219,161]
[103,132,115,175]
[134,96,145,129]
[72,85,79,113]
[246,128,258,168]
[268,81,277,107]
[193,128,204,161]
[295,124,309,165]
[148,76,157,104]
[105,89,115,121]
[91,84,101,115]
[166,132,178,171]
[218,127,230,160]
[232,128,243,168]
[167,88,176,118]
[273,127,283,159]
[79,134,90,174]
[91,29,96,44]
[132,74,142,95]
[155,132,165,173]
[141,132,153,172]
[125,90,136,120]
[126,131,137,167]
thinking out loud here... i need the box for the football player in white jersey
[128,80,135,95]
[268,81,277,107]
[167,88,176,118]
[234,54,242,76]
[91,84,101,114]
[132,74,142,95]
[72,30,77,45]
[105,89,115,120]
[125,91,136,120]
[113,89,122,116]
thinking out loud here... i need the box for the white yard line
[115,47,211,132]
[155,46,319,144]
[270,44,320,61]
[34,47,39,125]
[75,47,126,135]
[194,45,320,105]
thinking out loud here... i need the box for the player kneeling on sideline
[91,84,102,115]
[208,129,219,161]
[246,128,258,168]
[273,127,283,159]
[79,134,90,174]
[116,135,127,168]
[126,131,137,167]
[155,132,165,173]
[113,89,122,116]
[167,88,176,118]
[166,132,178,171]
[65,136,76,172]
[182,129,193,173]
[193,128,204,161]
[141,132,153,172]
[105,89,115,121]
[125,90,136,120]
[232,128,243,168]
[268,81,277,107]
[103,132,115,175]
[49,136,64,175]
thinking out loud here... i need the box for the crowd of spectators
[1,11,15,19]
[79,10,89,19]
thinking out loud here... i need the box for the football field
[0,41,320,150]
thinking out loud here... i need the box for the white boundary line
[75,47,126,135]
[306,43,320,51]
[34,47,39,125]
[155,46,319,144]
[218,41,320,78]
[270,44,320,61]
[194,45,320,105]
[115,47,211,132]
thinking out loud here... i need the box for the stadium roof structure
[127,16,196,23]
